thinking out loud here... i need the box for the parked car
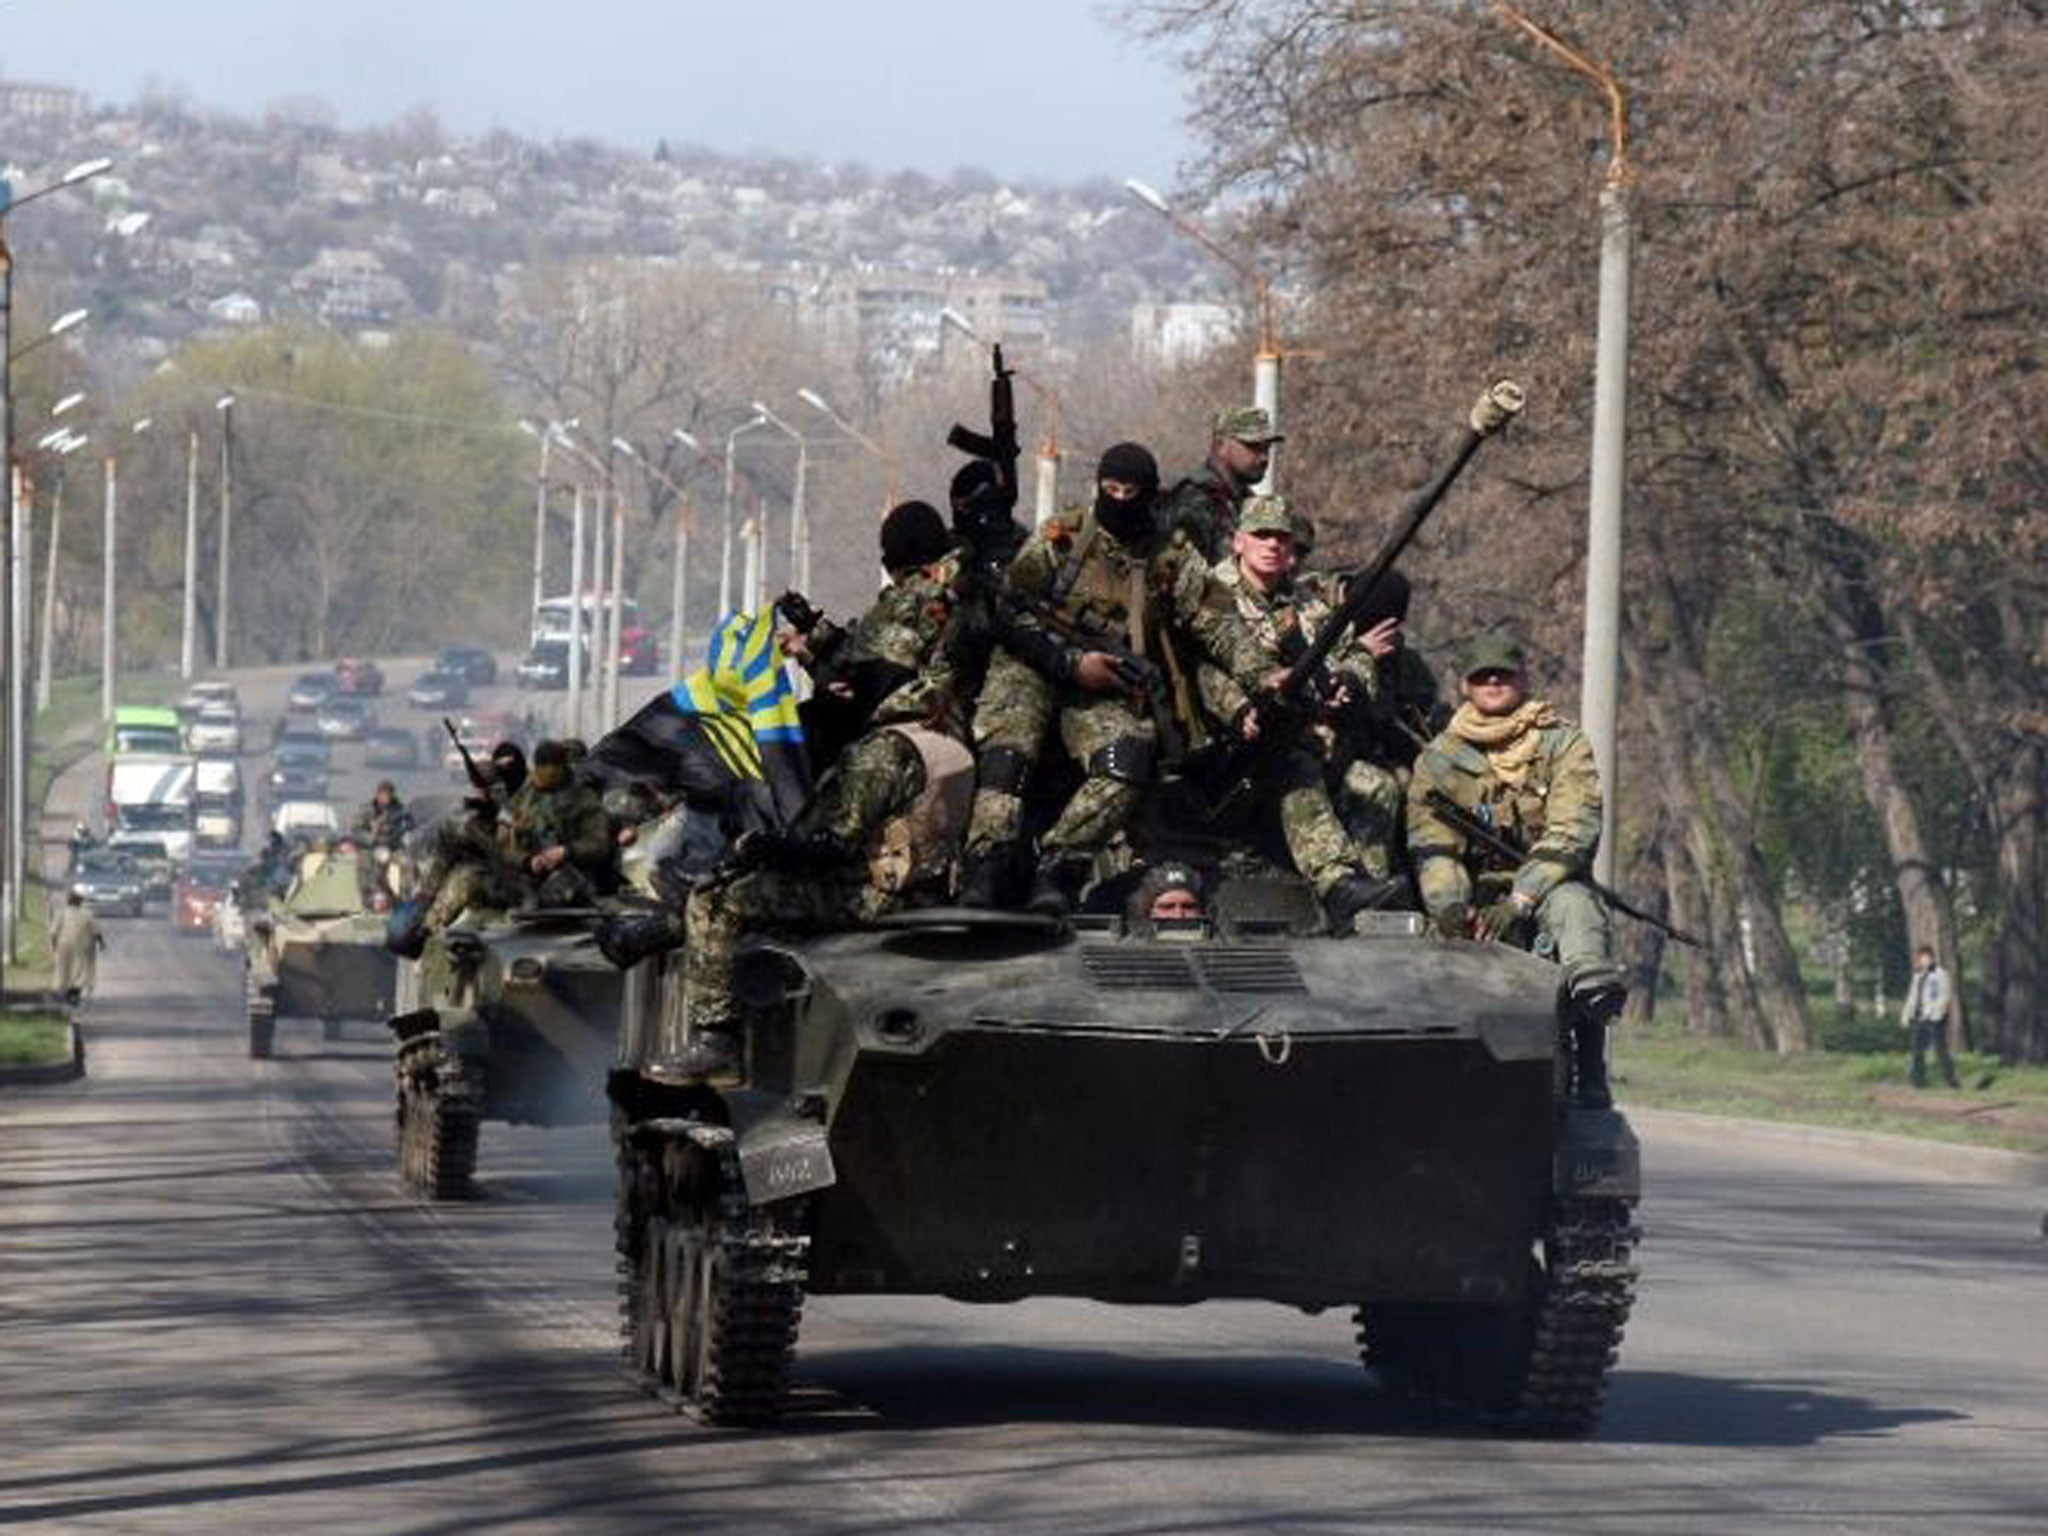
[271,799,343,842]
[287,673,335,712]
[184,703,243,755]
[176,680,240,722]
[514,639,579,690]
[363,727,423,771]
[314,697,375,740]
[333,657,386,696]
[407,669,470,710]
[68,848,148,917]
[173,854,246,937]
[434,645,499,686]
[618,626,661,676]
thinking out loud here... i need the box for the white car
[185,704,243,754]
[270,798,342,841]
[178,680,241,719]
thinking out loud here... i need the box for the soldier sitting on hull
[1405,633,1625,1107]
[665,673,976,1082]
[1159,405,1285,563]
[498,739,613,906]
[390,742,528,955]
[1197,494,1408,928]
[958,442,1273,916]
[353,779,414,850]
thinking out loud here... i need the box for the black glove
[1476,897,1535,946]
[775,590,824,636]
[1432,902,1471,940]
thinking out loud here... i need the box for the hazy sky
[0,0,1200,182]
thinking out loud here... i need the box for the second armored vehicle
[244,847,401,1058]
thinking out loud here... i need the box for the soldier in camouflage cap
[1198,494,1407,931]
[497,739,613,905]
[1158,405,1285,563]
[1404,633,1624,1106]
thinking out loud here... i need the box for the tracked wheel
[618,1115,809,1426]
[1357,1193,1638,1437]
[246,978,276,1060]
[395,1037,481,1200]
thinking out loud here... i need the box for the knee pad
[1086,735,1156,786]
[976,745,1034,797]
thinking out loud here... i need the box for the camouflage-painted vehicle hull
[390,910,656,1199]
[246,912,398,1059]
[610,882,1639,1433]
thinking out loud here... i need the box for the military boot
[1568,981,1626,1109]
[1322,873,1410,936]
[1026,853,1090,918]
[595,910,686,971]
[956,848,1014,910]
[385,900,430,959]
[672,1027,742,1085]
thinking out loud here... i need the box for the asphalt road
[4,665,2047,1533]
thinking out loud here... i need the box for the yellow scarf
[1449,698,1558,791]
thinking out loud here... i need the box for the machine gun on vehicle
[1180,381,1525,820]
[1420,788,1706,950]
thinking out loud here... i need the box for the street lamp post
[517,416,580,629]
[104,418,149,725]
[719,416,766,617]
[751,400,808,597]
[938,309,1062,526]
[614,435,695,686]
[797,386,897,511]
[180,427,199,678]
[32,396,86,712]
[213,394,234,670]
[566,485,586,739]
[1125,178,1283,495]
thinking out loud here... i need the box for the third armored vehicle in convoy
[244,847,401,1058]
[389,908,655,1200]
[609,874,1640,1434]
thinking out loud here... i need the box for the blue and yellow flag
[583,608,812,827]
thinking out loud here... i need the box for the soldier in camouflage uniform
[667,527,979,1080]
[1159,405,1285,563]
[960,442,1272,915]
[1197,494,1408,927]
[1405,634,1624,1106]
[497,739,613,905]
[391,744,529,953]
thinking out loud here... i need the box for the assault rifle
[947,342,1021,513]
[1184,381,1527,818]
[442,717,502,811]
[1014,596,1166,706]
[1421,788,1706,950]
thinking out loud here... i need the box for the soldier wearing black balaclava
[956,442,1270,914]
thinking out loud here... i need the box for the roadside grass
[0,1010,71,1068]
[1616,1022,2048,1155]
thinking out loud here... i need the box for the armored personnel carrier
[389,908,657,1199]
[244,848,401,1059]
[609,873,1639,1434]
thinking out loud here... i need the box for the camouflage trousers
[422,860,523,931]
[1332,758,1406,881]
[1271,746,1367,896]
[682,866,868,1034]
[965,648,1154,858]
[1420,863,1623,995]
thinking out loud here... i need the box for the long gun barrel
[1421,788,1706,950]
[442,717,497,803]
[1188,382,1524,814]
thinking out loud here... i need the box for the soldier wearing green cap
[1404,633,1623,1106]
[1197,494,1407,930]
[1160,405,1285,563]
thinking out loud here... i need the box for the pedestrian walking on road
[51,892,105,1005]
[1902,944,1961,1089]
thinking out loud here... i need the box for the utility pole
[668,516,688,685]
[34,467,61,714]
[213,395,233,671]
[604,485,625,726]
[101,448,117,724]
[180,429,198,679]
[565,485,586,739]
